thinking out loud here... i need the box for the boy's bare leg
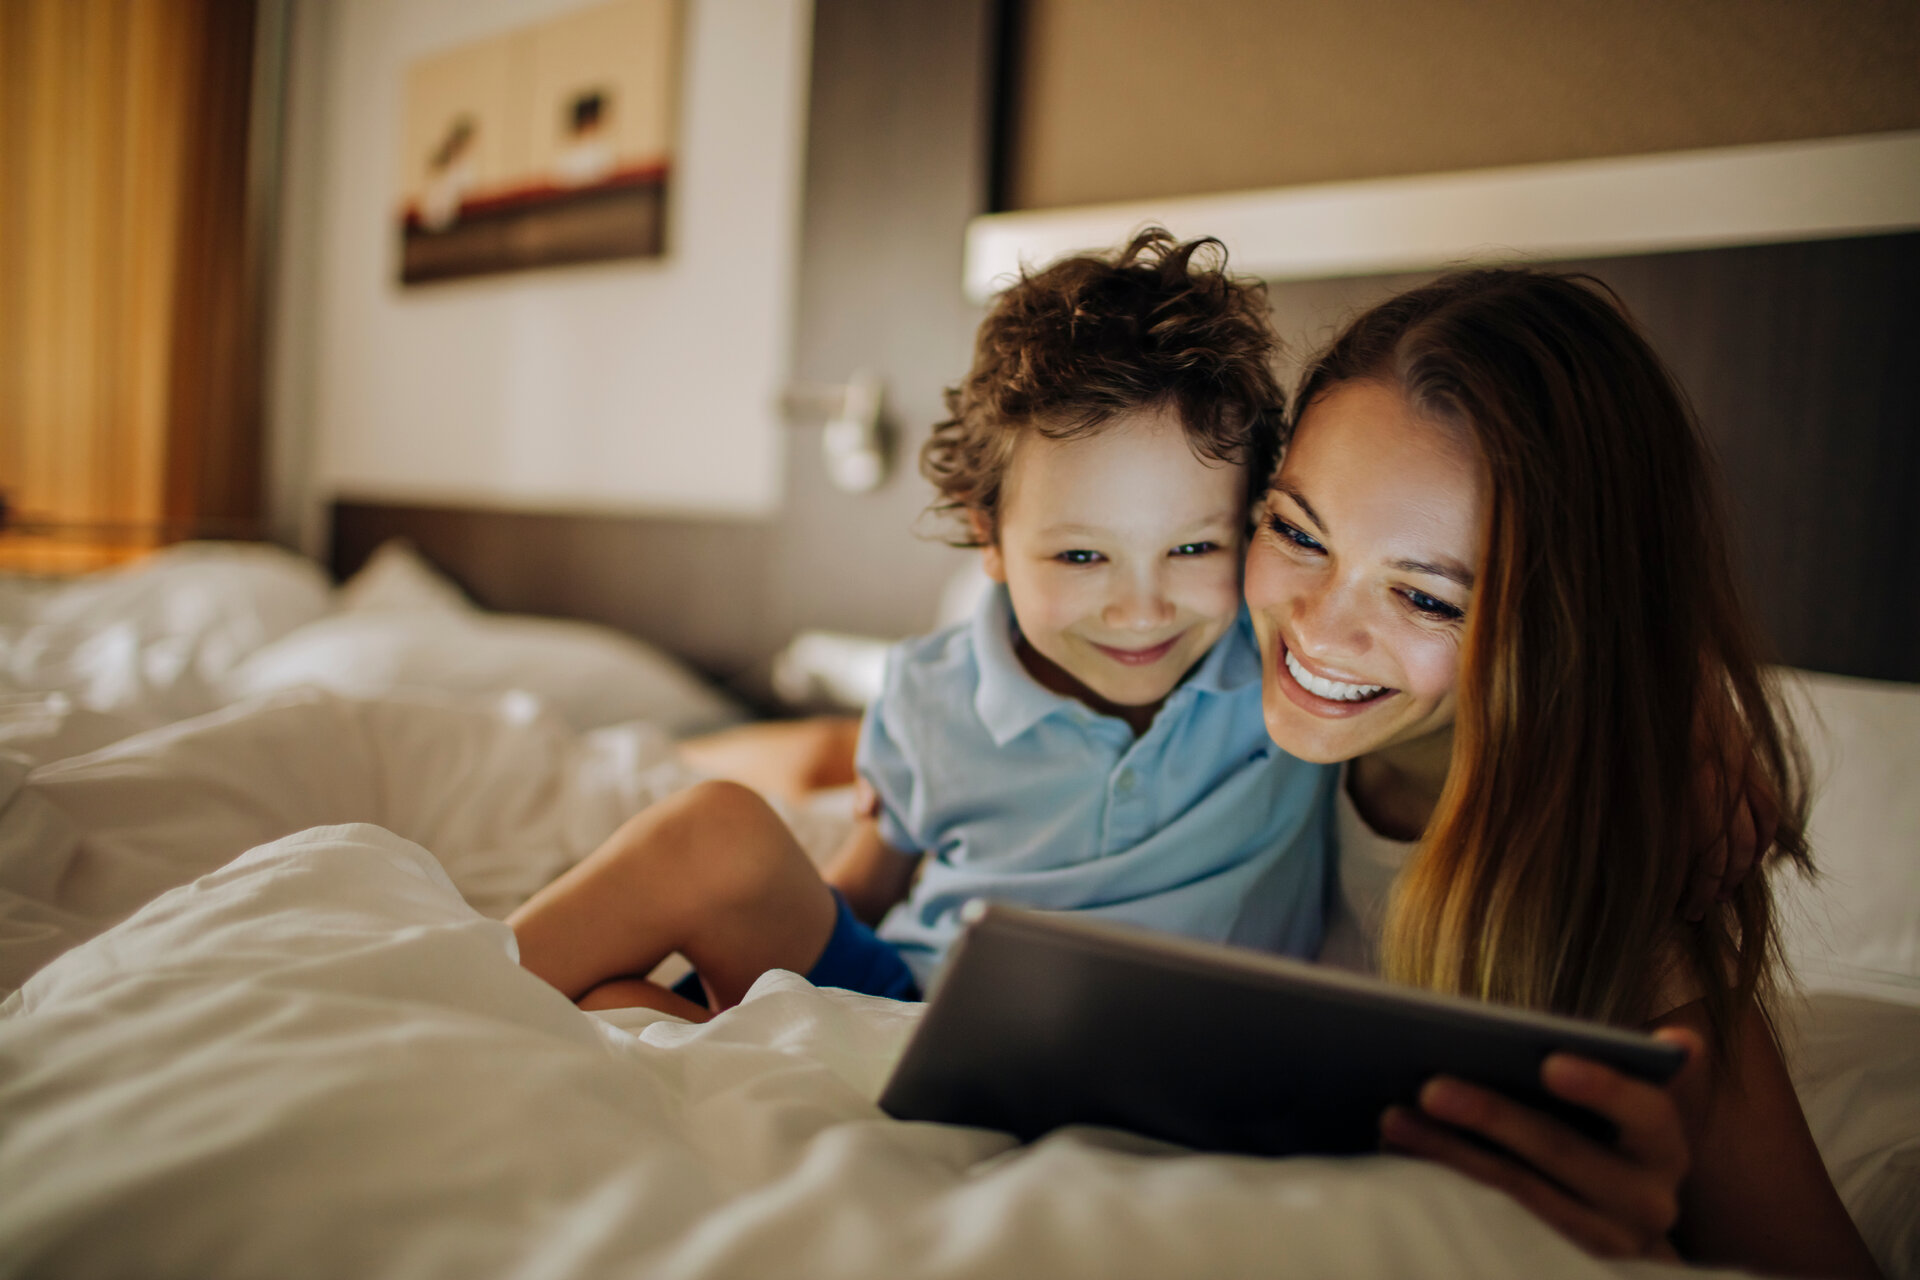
[575,977,712,1020]
[507,780,840,1014]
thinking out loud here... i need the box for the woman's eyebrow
[1392,557,1475,590]
[1271,484,1324,532]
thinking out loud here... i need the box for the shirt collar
[970,585,1262,745]
[1181,606,1263,695]
[971,584,1072,745]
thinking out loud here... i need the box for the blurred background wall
[5,0,1916,678]
[1000,0,1920,207]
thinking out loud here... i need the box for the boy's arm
[824,822,921,925]
[823,780,922,925]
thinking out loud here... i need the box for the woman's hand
[1380,1026,1704,1259]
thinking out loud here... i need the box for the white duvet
[0,691,1914,1278]
[4,821,1713,1280]
[2,547,1916,1278]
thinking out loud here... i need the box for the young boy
[507,231,1336,1019]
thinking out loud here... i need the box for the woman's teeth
[1285,650,1385,702]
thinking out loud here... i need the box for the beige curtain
[0,0,260,573]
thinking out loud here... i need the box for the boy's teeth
[1285,650,1384,701]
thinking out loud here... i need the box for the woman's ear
[969,510,1006,582]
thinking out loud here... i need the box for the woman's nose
[1288,579,1367,662]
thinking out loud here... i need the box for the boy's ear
[969,509,1006,583]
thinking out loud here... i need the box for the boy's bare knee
[619,779,765,847]
[673,779,784,843]
[651,780,799,908]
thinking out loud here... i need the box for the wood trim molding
[964,130,1920,299]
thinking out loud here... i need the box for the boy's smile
[1090,636,1180,666]
[981,404,1248,733]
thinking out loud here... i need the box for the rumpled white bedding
[0,541,743,766]
[0,688,699,988]
[1,547,1915,1278]
[1,822,1722,1280]
[0,687,1914,1278]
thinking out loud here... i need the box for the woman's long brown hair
[1296,270,1810,1055]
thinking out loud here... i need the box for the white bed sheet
[0,687,746,990]
[0,540,744,770]
[1,549,1915,1277]
[0,685,1913,1277]
[1,822,1721,1280]
[0,542,333,739]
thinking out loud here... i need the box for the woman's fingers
[1541,1031,1699,1176]
[1379,1106,1655,1259]
[1383,1032,1702,1259]
[1409,1074,1682,1241]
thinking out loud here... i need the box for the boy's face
[982,405,1248,722]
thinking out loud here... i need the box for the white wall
[273,0,811,542]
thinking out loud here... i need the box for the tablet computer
[878,901,1687,1157]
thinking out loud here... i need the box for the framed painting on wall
[396,0,680,284]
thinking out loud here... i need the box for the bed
[1,539,1915,1279]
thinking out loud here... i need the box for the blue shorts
[671,889,920,1007]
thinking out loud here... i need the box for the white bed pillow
[223,611,743,736]
[334,539,475,615]
[1776,669,1920,1004]
[1784,991,1920,1279]
[0,541,333,727]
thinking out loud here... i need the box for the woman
[1246,268,1880,1276]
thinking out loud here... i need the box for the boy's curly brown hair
[922,228,1284,545]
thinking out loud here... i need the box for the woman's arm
[1662,999,1882,1278]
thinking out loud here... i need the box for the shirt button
[1117,769,1136,793]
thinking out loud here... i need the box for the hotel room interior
[1,1,1915,1275]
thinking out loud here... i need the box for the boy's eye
[1170,541,1218,557]
[1055,549,1103,565]
[1403,589,1465,622]
[1265,514,1323,553]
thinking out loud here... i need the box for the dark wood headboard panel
[330,503,778,682]
[332,230,1919,686]
[1268,229,1920,685]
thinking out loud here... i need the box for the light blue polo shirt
[857,583,1336,988]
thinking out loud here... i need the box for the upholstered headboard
[331,231,1918,687]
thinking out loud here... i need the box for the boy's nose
[1105,577,1175,630]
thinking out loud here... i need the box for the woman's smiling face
[1244,379,1487,765]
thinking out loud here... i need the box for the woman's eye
[1170,541,1217,557]
[1055,549,1103,565]
[1404,589,1465,622]
[1265,514,1323,553]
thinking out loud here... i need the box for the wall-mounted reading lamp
[781,370,889,493]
